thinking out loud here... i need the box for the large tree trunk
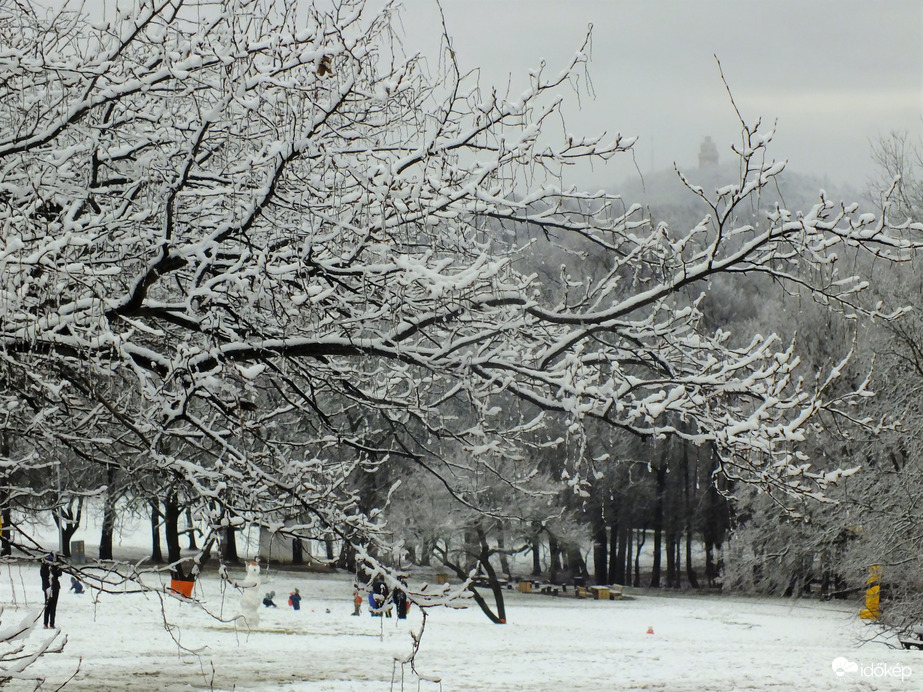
[336,542,356,572]
[650,460,667,588]
[668,535,679,588]
[324,532,335,561]
[496,524,512,578]
[55,497,83,558]
[702,473,730,587]
[221,525,239,563]
[548,533,563,582]
[477,538,507,624]
[464,526,480,572]
[565,542,588,581]
[436,527,507,624]
[185,507,197,550]
[683,443,700,588]
[673,538,682,588]
[685,529,699,589]
[98,466,117,560]
[150,500,163,563]
[624,527,633,587]
[418,539,433,567]
[614,523,628,585]
[705,541,717,586]
[634,527,645,587]
[163,495,182,564]
[292,537,304,565]
[530,522,543,577]
[592,515,608,586]
[607,517,620,584]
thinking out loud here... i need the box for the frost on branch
[0,0,921,613]
[0,608,67,685]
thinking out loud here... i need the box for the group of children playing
[260,582,410,619]
[358,580,409,619]
[55,552,407,623]
[261,588,302,610]
[50,556,409,624]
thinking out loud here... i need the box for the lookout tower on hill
[698,136,719,169]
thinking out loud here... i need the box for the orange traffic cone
[646,626,654,635]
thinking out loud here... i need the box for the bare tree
[870,130,923,220]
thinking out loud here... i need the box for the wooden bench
[590,585,610,600]
[515,581,560,596]
[575,585,624,600]
[471,576,508,589]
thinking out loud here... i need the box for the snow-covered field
[2,560,918,692]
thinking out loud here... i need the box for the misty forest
[1,0,923,684]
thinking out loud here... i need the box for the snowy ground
[1,560,919,692]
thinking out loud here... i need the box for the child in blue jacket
[289,588,302,610]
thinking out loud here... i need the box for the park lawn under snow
[2,562,919,691]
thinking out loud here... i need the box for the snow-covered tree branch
[0,0,920,616]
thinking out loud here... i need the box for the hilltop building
[698,136,719,169]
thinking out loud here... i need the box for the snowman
[238,561,262,628]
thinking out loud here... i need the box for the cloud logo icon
[831,657,859,676]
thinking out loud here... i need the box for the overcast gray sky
[75,0,922,188]
[398,0,922,189]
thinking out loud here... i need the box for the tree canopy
[0,0,920,614]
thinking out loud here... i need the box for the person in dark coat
[371,579,392,617]
[69,576,84,594]
[393,588,408,619]
[262,590,277,607]
[289,589,301,610]
[40,554,62,628]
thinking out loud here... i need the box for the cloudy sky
[73,0,922,189]
[397,0,922,189]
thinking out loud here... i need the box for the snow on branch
[0,0,921,624]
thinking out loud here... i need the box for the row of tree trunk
[587,440,731,589]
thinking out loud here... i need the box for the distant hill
[611,141,863,229]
